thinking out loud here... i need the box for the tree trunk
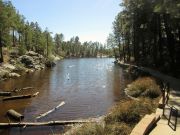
[12,28,15,47]
[118,38,121,60]
[158,14,163,61]
[153,14,158,67]
[46,34,49,57]
[0,30,3,63]
[127,36,131,62]
[163,13,175,72]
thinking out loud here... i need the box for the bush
[73,123,104,135]
[105,99,156,125]
[105,100,141,125]
[127,77,161,98]
[105,123,131,135]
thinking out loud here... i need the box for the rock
[50,55,62,61]
[0,69,9,79]
[26,51,39,56]
[8,73,20,78]
[45,60,56,67]
[34,65,42,70]
[9,59,17,65]
[2,63,16,71]
[25,69,34,73]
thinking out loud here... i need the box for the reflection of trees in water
[111,67,131,101]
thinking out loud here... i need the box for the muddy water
[0,58,132,135]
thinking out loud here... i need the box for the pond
[0,58,132,135]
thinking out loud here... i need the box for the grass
[126,77,161,98]
[72,123,105,135]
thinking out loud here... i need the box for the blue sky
[10,0,121,44]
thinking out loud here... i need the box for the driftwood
[2,92,39,101]
[22,87,34,90]
[6,109,24,121]
[0,120,95,128]
[13,87,34,92]
[0,92,11,96]
[36,101,65,119]
[2,94,32,101]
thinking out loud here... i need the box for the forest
[0,0,111,63]
[107,0,180,77]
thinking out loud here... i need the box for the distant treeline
[0,0,112,63]
[107,0,180,76]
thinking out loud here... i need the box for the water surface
[0,58,131,134]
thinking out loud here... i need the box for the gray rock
[9,59,17,65]
[0,69,9,78]
[2,63,16,71]
[45,60,56,67]
[8,72,20,78]
[26,51,39,56]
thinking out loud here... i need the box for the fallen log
[6,109,24,121]
[0,120,95,128]
[36,101,65,119]
[12,87,34,92]
[2,94,32,101]
[0,92,11,96]
[22,87,34,90]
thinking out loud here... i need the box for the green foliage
[111,0,180,76]
[127,77,161,98]
[0,0,111,63]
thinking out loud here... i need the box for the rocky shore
[0,51,62,81]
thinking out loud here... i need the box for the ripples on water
[0,58,132,135]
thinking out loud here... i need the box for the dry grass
[72,123,105,135]
[127,77,161,98]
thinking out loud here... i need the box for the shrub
[105,99,156,125]
[127,77,161,98]
[105,123,131,135]
[73,123,104,135]
[105,100,141,125]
